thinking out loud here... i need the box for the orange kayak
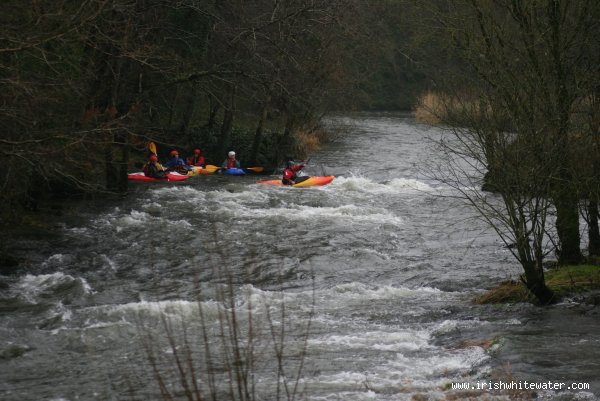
[256,176,334,187]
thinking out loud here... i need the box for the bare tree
[414,0,600,303]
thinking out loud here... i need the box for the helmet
[149,155,158,162]
[228,151,235,157]
[170,150,178,157]
[194,149,201,155]
[286,160,294,169]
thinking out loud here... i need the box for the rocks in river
[581,290,600,306]
[0,344,33,360]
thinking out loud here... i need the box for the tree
[0,0,378,223]
[412,0,600,303]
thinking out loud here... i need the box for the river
[1,112,598,401]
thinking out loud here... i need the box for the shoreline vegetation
[2,1,407,226]
[475,264,600,305]
[414,91,600,305]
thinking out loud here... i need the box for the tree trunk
[250,105,268,165]
[179,84,197,137]
[272,114,295,166]
[105,139,119,192]
[554,185,583,265]
[117,130,130,193]
[207,94,220,131]
[521,261,556,305]
[217,87,236,158]
[547,2,582,266]
[588,200,600,257]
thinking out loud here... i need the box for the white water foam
[331,175,438,195]
[16,273,93,304]
[41,253,76,269]
[92,298,223,322]
[308,346,490,396]
[210,203,404,227]
[330,282,447,301]
[91,208,193,232]
[309,330,431,353]
[100,254,117,271]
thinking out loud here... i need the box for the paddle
[203,165,264,173]
[204,164,221,173]
[148,142,157,155]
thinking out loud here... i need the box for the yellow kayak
[188,165,219,176]
[188,165,265,176]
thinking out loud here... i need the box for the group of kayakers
[143,149,244,177]
[143,147,306,185]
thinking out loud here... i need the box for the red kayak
[127,172,189,182]
[256,176,334,187]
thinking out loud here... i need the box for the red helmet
[170,150,179,157]
[194,149,201,155]
[149,155,158,162]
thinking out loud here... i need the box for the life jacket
[282,164,304,185]
[282,165,302,185]
[282,168,297,183]
[226,158,237,168]
[188,155,205,166]
[144,162,165,178]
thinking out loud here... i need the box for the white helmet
[228,151,235,157]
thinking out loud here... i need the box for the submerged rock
[0,344,33,360]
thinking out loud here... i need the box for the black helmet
[286,160,294,169]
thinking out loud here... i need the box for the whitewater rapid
[1,112,598,401]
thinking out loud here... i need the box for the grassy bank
[476,265,600,304]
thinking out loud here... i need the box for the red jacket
[282,164,304,185]
[222,158,240,169]
[187,155,205,167]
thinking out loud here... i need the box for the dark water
[1,112,599,401]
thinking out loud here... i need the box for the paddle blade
[245,166,264,173]
[204,164,220,172]
[148,142,157,155]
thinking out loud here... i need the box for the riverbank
[475,264,600,305]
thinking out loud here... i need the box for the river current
[1,113,599,400]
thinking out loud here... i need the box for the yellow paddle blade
[204,164,220,172]
[245,166,264,173]
[148,142,157,155]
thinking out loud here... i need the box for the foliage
[476,265,600,304]
[0,0,379,223]
[410,0,600,304]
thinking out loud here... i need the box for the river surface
[1,112,599,401]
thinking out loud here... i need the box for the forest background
[0,0,426,217]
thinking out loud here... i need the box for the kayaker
[187,149,205,167]
[164,150,192,173]
[221,151,241,169]
[143,155,167,179]
[282,160,309,185]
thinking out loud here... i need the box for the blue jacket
[164,157,192,171]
